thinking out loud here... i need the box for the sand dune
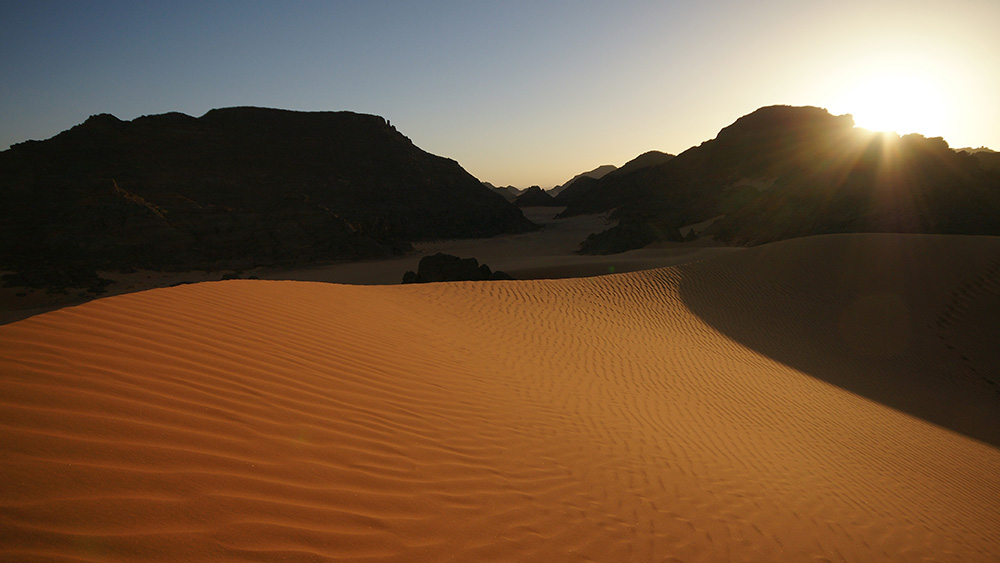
[0,207,740,326]
[1,233,998,561]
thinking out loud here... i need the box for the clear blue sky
[2,1,998,188]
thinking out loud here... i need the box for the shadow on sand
[677,234,1000,448]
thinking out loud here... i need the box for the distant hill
[484,182,525,202]
[549,164,617,196]
[569,106,1000,253]
[0,107,536,289]
[611,151,674,176]
[514,186,558,207]
[553,151,675,213]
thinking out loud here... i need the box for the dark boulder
[579,218,682,255]
[402,253,512,283]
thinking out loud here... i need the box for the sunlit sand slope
[2,234,998,561]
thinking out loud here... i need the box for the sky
[1,0,998,188]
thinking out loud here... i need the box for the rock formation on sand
[564,106,1000,254]
[0,108,536,290]
[402,253,512,283]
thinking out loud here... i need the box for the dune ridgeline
[2,233,998,561]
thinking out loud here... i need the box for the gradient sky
[2,1,998,188]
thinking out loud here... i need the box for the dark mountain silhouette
[549,164,617,196]
[0,107,535,289]
[957,147,1000,172]
[514,186,558,207]
[611,151,675,176]
[568,106,1000,253]
[553,151,675,212]
[484,182,524,202]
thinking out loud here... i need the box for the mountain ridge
[0,107,535,289]
[549,164,618,196]
[565,105,1000,253]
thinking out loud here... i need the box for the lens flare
[834,69,951,137]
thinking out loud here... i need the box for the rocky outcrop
[513,186,558,207]
[549,164,617,196]
[484,182,524,202]
[552,151,675,212]
[402,253,512,283]
[0,108,536,289]
[578,220,682,255]
[959,148,1000,171]
[562,105,1000,253]
[612,151,674,176]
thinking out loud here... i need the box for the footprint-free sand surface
[2,233,998,561]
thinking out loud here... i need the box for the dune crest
[2,234,998,561]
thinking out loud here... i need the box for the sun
[833,68,951,137]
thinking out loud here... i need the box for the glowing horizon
[1,1,996,188]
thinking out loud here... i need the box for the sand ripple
[2,234,998,561]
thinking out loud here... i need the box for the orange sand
[1,233,998,561]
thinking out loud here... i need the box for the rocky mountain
[957,147,1000,171]
[568,106,1000,253]
[556,151,673,217]
[0,107,535,289]
[483,182,525,202]
[552,151,674,212]
[549,164,617,196]
[513,186,558,207]
[612,151,674,176]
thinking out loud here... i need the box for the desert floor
[1,231,999,561]
[0,207,740,325]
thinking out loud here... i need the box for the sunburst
[833,68,951,137]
